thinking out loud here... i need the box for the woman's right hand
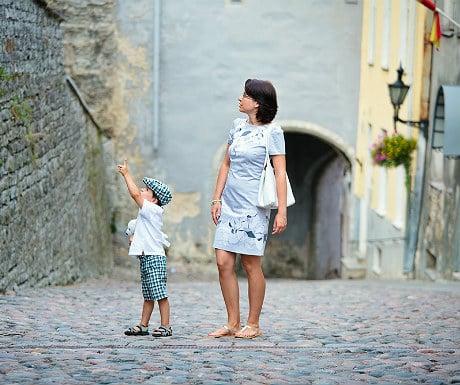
[211,201,222,225]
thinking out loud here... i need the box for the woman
[209,79,288,339]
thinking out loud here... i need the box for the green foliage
[370,132,417,191]
[371,133,417,168]
[11,101,32,124]
[0,66,12,97]
[0,66,11,81]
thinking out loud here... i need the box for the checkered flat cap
[143,177,172,206]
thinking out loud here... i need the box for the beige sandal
[208,325,238,338]
[234,325,262,339]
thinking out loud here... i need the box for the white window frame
[394,165,405,229]
[399,0,409,67]
[377,165,388,216]
[368,0,376,65]
[381,0,391,70]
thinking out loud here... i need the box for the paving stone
[0,277,459,384]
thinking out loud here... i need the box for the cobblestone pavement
[1,271,459,385]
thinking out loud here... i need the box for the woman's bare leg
[240,254,265,328]
[215,249,241,330]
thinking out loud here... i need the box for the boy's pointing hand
[117,159,128,176]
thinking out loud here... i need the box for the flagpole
[417,0,460,29]
[435,8,460,29]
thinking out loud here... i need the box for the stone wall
[45,0,117,136]
[0,0,113,292]
[420,162,460,280]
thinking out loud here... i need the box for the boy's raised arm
[118,160,144,208]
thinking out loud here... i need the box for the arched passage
[263,121,354,279]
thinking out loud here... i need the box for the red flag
[430,12,441,49]
[417,0,437,12]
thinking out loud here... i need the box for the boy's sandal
[124,324,149,336]
[234,325,262,339]
[208,325,238,338]
[152,325,172,337]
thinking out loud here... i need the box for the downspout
[402,0,418,275]
[410,39,434,278]
[153,0,161,151]
[403,2,432,275]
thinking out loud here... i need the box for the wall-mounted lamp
[388,65,429,138]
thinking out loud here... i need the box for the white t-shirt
[128,199,166,257]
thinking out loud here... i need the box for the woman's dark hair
[244,79,278,124]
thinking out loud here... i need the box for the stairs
[341,257,367,279]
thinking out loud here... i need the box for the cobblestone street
[1,272,459,384]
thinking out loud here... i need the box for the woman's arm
[211,145,231,224]
[271,154,287,234]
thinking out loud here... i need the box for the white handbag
[257,126,295,209]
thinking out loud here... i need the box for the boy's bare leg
[141,300,154,327]
[158,298,170,327]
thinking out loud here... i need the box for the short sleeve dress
[213,117,286,256]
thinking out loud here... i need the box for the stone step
[341,258,367,279]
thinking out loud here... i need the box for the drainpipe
[153,0,161,151]
[403,3,432,276]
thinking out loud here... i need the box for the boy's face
[140,186,159,205]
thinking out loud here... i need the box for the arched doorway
[263,121,353,279]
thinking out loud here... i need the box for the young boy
[118,160,173,337]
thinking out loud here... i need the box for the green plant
[0,66,12,98]
[0,66,11,81]
[11,100,32,124]
[370,131,417,191]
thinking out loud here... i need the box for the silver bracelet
[211,199,222,206]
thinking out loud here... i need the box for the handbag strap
[264,124,273,167]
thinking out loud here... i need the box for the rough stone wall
[44,0,117,136]
[423,183,445,273]
[421,162,460,279]
[0,0,113,292]
[40,0,136,270]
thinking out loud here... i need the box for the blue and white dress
[213,117,286,256]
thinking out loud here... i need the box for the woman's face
[238,91,259,114]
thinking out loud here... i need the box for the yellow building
[352,0,430,278]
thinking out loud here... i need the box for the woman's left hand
[272,212,287,234]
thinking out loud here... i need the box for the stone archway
[263,121,354,279]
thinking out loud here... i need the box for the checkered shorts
[138,255,168,301]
